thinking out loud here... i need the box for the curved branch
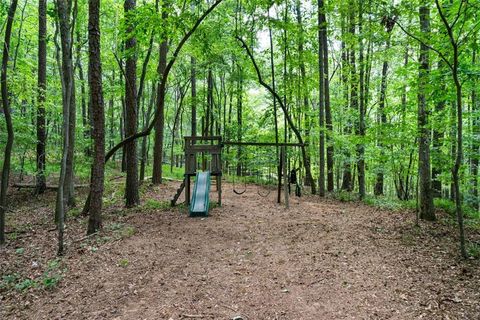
[235,36,304,147]
[104,0,224,163]
[395,19,454,72]
[236,36,317,193]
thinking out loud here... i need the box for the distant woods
[0,0,479,257]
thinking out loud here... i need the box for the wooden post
[217,175,222,206]
[185,175,190,205]
[282,146,289,209]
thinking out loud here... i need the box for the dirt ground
[1,181,480,320]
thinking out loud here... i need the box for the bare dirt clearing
[1,181,479,319]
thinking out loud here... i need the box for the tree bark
[124,0,140,206]
[87,0,105,234]
[35,0,47,195]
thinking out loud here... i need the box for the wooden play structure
[171,136,222,214]
[170,135,305,215]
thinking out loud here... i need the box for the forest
[1,0,480,318]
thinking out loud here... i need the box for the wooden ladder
[170,179,186,207]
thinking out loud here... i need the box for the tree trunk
[322,4,334,193]
[432,60,445,198]
[152,2,169,185]
[191,56,197,137]
[76,30,91,157]
[207,68,214,136]
[236,66,243,176]
[417,4,435,221]
[268,11,281,202]
[433,0,466,257]
[469,42,478,209]
[318,0,326,196]
[357,0,367,199]
[343,0,356,192]
[0,0,18,245]
[295,0,316,194]
[140,83,155,181]
[54,0,74,255]
[124,0,140,206]
[374,15,395,196]
[87,0,105,234]
[35,0,47,195]
[64,0,77,208]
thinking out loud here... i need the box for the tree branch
[103,0,224,163]
[395,19,454,72]
[235,36,304,147]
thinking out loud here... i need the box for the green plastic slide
[189,171,211,217]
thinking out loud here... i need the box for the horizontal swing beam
[223,141,306,147]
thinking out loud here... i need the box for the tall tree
[54,0,75,255]
[318,0,326,196]
[374,13,396,196]
[434,0,467,257]
[191,56,197,137]
[357,0,367,199]
[152,0,169,185]
[295,0,316,194]
[64,0,77,208]
[0,0,19,245]
[124,0,140,206]
[322,2,334,193]
[86,0,105,234]
[417,3,435,220]
[470,37,479,210]
[35,0,47,195]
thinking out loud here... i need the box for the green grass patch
[118,258,129,268]
[104,222,136,240]
[363,196,416,211]
[467,242,480,259]
[143,199,170,210]
[331,191,357,202]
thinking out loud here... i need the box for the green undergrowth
[0,259,64,293]
[467,242,480,259]
[331,191,358,203]
[434,198,480,221]
[363,196,417,211]
[330,191,480,229]
[143,199,170,210]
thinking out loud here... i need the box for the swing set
[224,141,304,208]
[170,136,305,211]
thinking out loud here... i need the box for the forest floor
[1,180,480,320]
